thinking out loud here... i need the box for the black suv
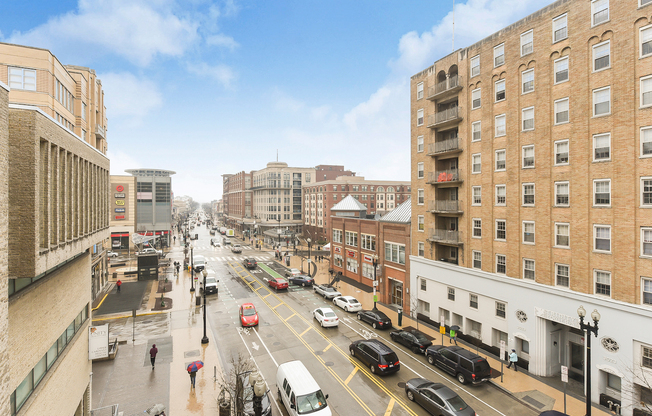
[425,345,492,385]
[243,258,257,269]
[349,339,400,375]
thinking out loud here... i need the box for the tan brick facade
[0,81,11,416]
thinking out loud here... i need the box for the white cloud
[100,71,163,122]
[186,62,237,87]
[206,34,239,50]
[107,149,142,175]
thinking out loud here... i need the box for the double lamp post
[577,305,600,416]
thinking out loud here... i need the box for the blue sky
[1,0,554,202]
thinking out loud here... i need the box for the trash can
[397,308,403,326]
[113,272,117,280]
[196,292,201,306]
[286,257,290,267]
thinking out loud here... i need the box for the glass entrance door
[570,342,584,382]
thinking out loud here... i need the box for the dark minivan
[425,345,492,385]
[349,339,400,375]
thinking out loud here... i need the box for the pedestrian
[507,349,518,371]
[150,344,158,369]
[116,279,122,292]
[188,369,197,388]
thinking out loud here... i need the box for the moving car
[313,307,339,328]
[405,378,476,416]
[268,277,289,291]
[223,238,231,245]
[314,285,342,299]
[211,238,220,246]
[243,258,257,269]
[390,329,433,354]
[239,303,259,327]
[107,251,119,258]
[284,268,301,278]
[288,274,314,287]
[138,247,159,256]
[357,309,392,329]
[193,255,206,272]
[276,361,331,416]
[231,244,243,253]
[199,269,218,295]
[349,339,400,375]
[332,296,362,312]
[425,345,492,385]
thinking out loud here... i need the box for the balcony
[428,200,463,215]
[426,169,463,187]
[427,228,463,246]
[426,137,462,158]
[427,75,463,101]
[95,124,106,141]
[427,106,463,129]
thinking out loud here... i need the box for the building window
[361,234,376,251]
[418,242,424,257]
[643,277,652,305]
[448,287,455,301]
[521,30,533,56]
[495,114,506,137]
[523,145,535,168]
[418,215,425,232]
[522,107,534,131]
[553,13,568,43]
[593,41,610,72]
[643,346,652,369]
[8,67,37,91]
[594,225,611,252]
[470,55,481,77]
[496,254,506,274]
[496,220,506,241]
[472,186,482,206]
[555,56,569,84]
[642,75,652,107]
[556,181,570,206]
[642,177,652,206]
[495,79,506,102]
[333,229,342,243]
[417,109,424,126]
[495,149,506,171]
[642,228,652,257]
[82,102,87,121]
[417,162,424,179]
[524,258,535,280]
[472,154,481,174]
[417,189,424,205]
[417,135,424,152]
[556,264,570,287]
[472,88,481,109]
[556,223,570,247]
[473,251,482,269]
[595,270,611,296]
[522,69,534,94]
[472,121,481,141]
[594,179,611,206]
[594,133,611,161]
[555,140,569,165]
[641,25,652,58]
[385,242,406,265]
[523,221,535,244]
[592,0,609,26]
[642,127,652,157]
[555,98,569,124]
[593,87,611,116]
[346,258,358,273]
[470,294,479,309]
[362,263,374,279]
[495,185,506,206]
[494,43,505,67]
[417,82,424,100]
[473,218,482,238]
[496,302,506,318]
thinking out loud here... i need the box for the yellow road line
[272,303,283,310]
[384,398,396,416]
[91,294,109,311]
[284,313,296,321]
[300,327,311,337]
[322,344,331,352]
[263,293,271,299]
[344,368,358,385]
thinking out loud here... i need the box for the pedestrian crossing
[205,255,272,262]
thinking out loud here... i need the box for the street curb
[91,310,168,322]
[487,378,544,414]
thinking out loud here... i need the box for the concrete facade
[410,1,652,414]
[109,175,137,253]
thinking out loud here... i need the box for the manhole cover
[216,311,223,314]
[267,334,274,338]
[141,320,152,324]
[273,342,281,346]
[324,362,334,367]
[223,324,230,327]
[315,351,323,356]
[184,350,201,358]
[397,382,405,388]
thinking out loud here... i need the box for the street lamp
[277,216,281,249]
[190,244,195,292]
[372,254,379,309]
[250,371,266,416]
[306,238,312,277]
[201,268,209,344]
[577,305,600,416]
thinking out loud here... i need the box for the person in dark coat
[189,369,197,388]
[150,344,158,369]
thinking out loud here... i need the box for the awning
[323,243,330,251]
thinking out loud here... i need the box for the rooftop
[379,198,411,223]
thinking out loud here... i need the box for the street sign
[440,314,446,334]
[500,340,506,360]
[373,280,378,287]
[561,365,568,375]
[561,374,568,383]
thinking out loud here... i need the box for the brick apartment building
[222,171,252,236]
[330,196,411,314]
[314,164,355,181]
[1,43,110,415]
[410,1,652,413]
[304,177,411,243]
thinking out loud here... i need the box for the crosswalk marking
[205,256,271,262]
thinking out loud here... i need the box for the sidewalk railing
[91,404,119,416]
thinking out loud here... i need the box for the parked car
[425,345,492,385]
[268,277,288,291]
[332,296,362,312]
[390,329,433,354]
[357,309,392,329]
[349,339,400,375]
[239,303,259,327]
[211,238,220,246]
[405,378,476,416]
[243,258,257,269]
[284,268,301,278]
[288,274,314,287]
[231,244,243,253]
[313,307,339,328]
[223,238,231,245]
[138,247,160,256]
[200,276,219,295]
[314,284,342,299]
[107,251,119,258]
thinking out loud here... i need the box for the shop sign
[535,307,579,329]
[116,185,124,192]
[89,324,109,360]
[114,193,125,198]
[346,250,356,258]
[115,200,125,206]
[115,215,125,220]
[115,208,125,213]
[333,246,342,254]
[363,254,373,263]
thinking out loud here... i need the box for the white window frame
[418,215,425,232]
[553,13,568,43]
[496,301,507,319]
[554,139,570,166]
[495,79,506,102]
[472,88,481,110]
[594,269,612,297]
[417,82,424,100]
[522,69,534,94]
[417,135,424,153]
[555,263,570,288]
[522,183,535,206]
[472,153,482,174]
[641,126,652,157]
[472,218,482,238]
[593,40,611,72]
[523,221,535,244]
[594,224,612,253]
[522,106,535,131]
[418,242,425,257]
[593,179,611,207]
[471,55,480,78]
[472,121,481,142]
[473,251,482,269]
[643,227,652,258]
[495,184,506,206]
[417,189,424,205]
[640,24,652,58]
[495,114,506,137]
[522,145,535,169]
[642,277,652,306]
[523,258,536,280]
[472,186,482,206]
[521,29,533,56]
[555,98,570,125]
[333,229,343,243]
[496,254,506,275]
[593,133,611,162]
[417,162,424,179]
[593,86,611,117]
[643,0,652,7]
[591,0,609,27]
[470,294,479,309]
[8,66,37,91]
[641,75,652,108]
[495,219,506,241]
[495,149,506,172]
[417,108,424,126]
[555,223,570,248]
[494,43,505,67]
[555,181,570,207]
[554,56,569,84]
[642,177,652,207]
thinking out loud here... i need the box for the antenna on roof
[452,0,455,52]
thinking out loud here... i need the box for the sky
[0,0,555,203]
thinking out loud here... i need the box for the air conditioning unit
[599,393,621,415]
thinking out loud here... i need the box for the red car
[268,277,289,291]
[239,303,259,327]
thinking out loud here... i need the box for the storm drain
[324,362,334,367]
[522,395,545,409]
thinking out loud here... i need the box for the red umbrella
[187,361,204,372]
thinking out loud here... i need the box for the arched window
[377,186,384,192]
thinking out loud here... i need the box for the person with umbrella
[449,325,460,345]
[187,360,203,389]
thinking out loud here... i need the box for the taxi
[239,303,259,327]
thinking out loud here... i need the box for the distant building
[314,164,355,182]
[109,175,137,253]
[222,171,252,236]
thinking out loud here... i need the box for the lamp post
[190,244,195,292]
[372,254,378,309]
[201,268,209,344]
[307,238,312,277]
[250,371,265,416]
[577,305,600,416]
[277,216,281,249]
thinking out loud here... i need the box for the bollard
[397,308,403,326]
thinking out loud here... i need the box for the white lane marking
[252,327,278,367]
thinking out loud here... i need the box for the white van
[193,255,206,271]
[276,360,331,416]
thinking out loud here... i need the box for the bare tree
[216,352,256,416]
[621,361,652,415]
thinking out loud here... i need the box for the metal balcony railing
[427,169,462,184]
[428,75,463,99]
[427,106,463,127]
[427,137,460,155]
[428,200,460,212]
[428,228,460,244]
